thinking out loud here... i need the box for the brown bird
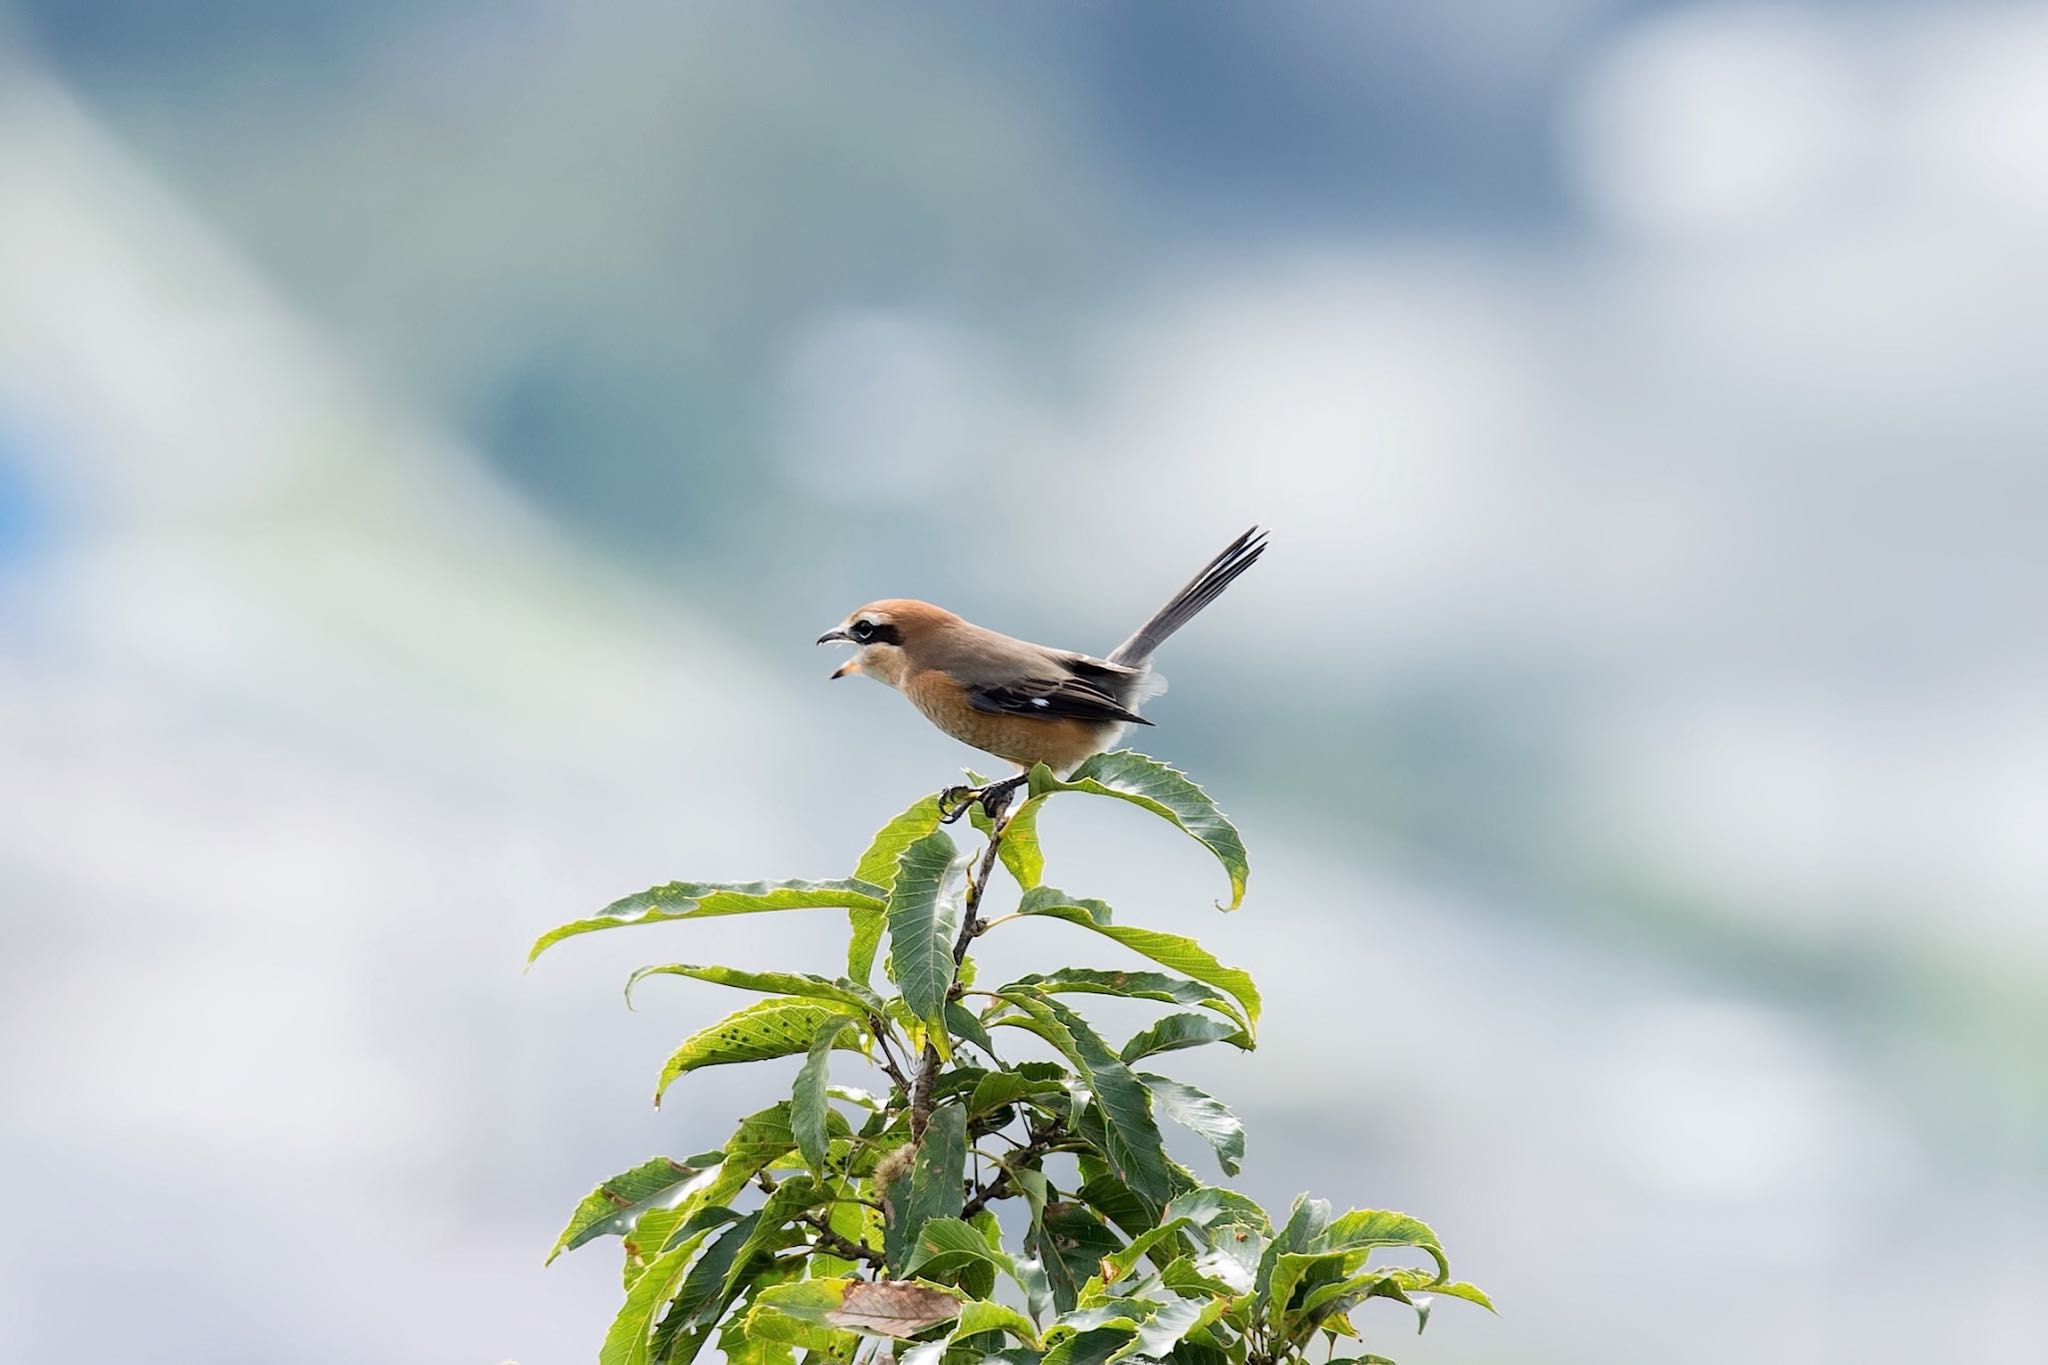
[817,527,1266,810]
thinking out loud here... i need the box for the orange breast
[902,669,1115,773]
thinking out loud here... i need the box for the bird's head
[815,599,957,687]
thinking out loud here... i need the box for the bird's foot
[937,774,1030,826]
[937,785,978,825]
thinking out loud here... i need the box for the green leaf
[1026,751,1249,910]
[1138,1075,1244,1177]
[1030,1202,1122,1315]
[531,879,885,962]
[626,963,878,1013]
[1404,1277,1493,1312]
[1042,1325,1139,1365]
[1159,1255,1237,1300]
[716,1177,833,1299]
[653,997,863,1105]
[996,990,1171,1209]
[883,1103,966,1273]
[886,831,964,1032]
[944,1299,1042,1350]
[902,1217,1018,1283]
[1120,1012,1249,1062]
[945,1001,998,1059]
[546,1154,721,1265]
[1317,1210,1449,1283]
[847,909,885,985]
[1268,1250,1354,1328]
[1006,968,1245,1029]
[720,1101,810,1175]
[1097,1217,1195,1284]
[1164,1185,1271,1235]
[855,794,947,889]
[598,1223,720,1365]
[1073,1169,1159,1243]
[993,795,1047,889]
[1121,1297,1225,1362]
[1298,1270,1415,1327]
[967,1070,1067,1119]
[1256,1196,1332,1301]
[793,1016,856,1173]
[1016,889,1261,1038]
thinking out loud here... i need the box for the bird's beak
[817,626,858,678]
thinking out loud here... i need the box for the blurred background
[2,1,2044,1361]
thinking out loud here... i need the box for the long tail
[1109,526,1268,668]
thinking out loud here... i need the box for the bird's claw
[937,785,978,825]
[937,775,1029,826]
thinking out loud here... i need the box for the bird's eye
[850,619,876,642]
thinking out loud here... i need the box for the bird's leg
[937,773,1031,826]
[978,774,1029,823]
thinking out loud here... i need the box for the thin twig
[798,1212,884,1267]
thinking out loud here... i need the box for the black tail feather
[1108,526,1267,667]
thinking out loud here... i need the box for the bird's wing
[964,672,1153,727]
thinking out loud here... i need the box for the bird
[817,527,1266,814]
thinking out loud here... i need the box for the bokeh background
[3,2,2045,1361]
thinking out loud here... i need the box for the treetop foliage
[534,750,1487,1365]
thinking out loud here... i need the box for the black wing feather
[965,674,1153,727]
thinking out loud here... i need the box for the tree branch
[909,791,1016,1140]
[798,1212,884,1268]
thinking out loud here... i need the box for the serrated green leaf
[1042,1325,1139,1365]
[1118,1296,1224,1362]
[1163,1185,1270,1235]
[1159,1254,1237,1300]
[1098,1217,1195,1284]
[1030,1202,1121,1315]
[855,795,947,889]
[1073,1169,1158,1243]
[846,909,884,985]
[887,831,963,1032]
[967,1070,1067,1119]
[884,1103,966,1273]
[1138,1074,1244,1177]
[1120,1012,1249,1063]
[1255,1196,1332,1300]
[994,795,1047,889]
[1268,1250,1354,1328]
[1404,1276,1493,1312]
[547,1154,721,1264]
[902,1217,1019,1283]
[996,990,1171,1209]
[1016,889,1260,1038]
[531,879,886,962]
[945,1001,998,1059]
[945,1298,1042,1350]
[1025,751,1249,910]
[1006,968,1245,1029]
[598,1222,722,1365]
[1317,1210,1449,1283]
[654,997,863,1105]
[1299,1270,1415,1324]
[715,1177,832,1299]
[793,1016,856,1173]
[627,963,879,1012]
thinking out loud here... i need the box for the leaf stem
[974,910,1025,936]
